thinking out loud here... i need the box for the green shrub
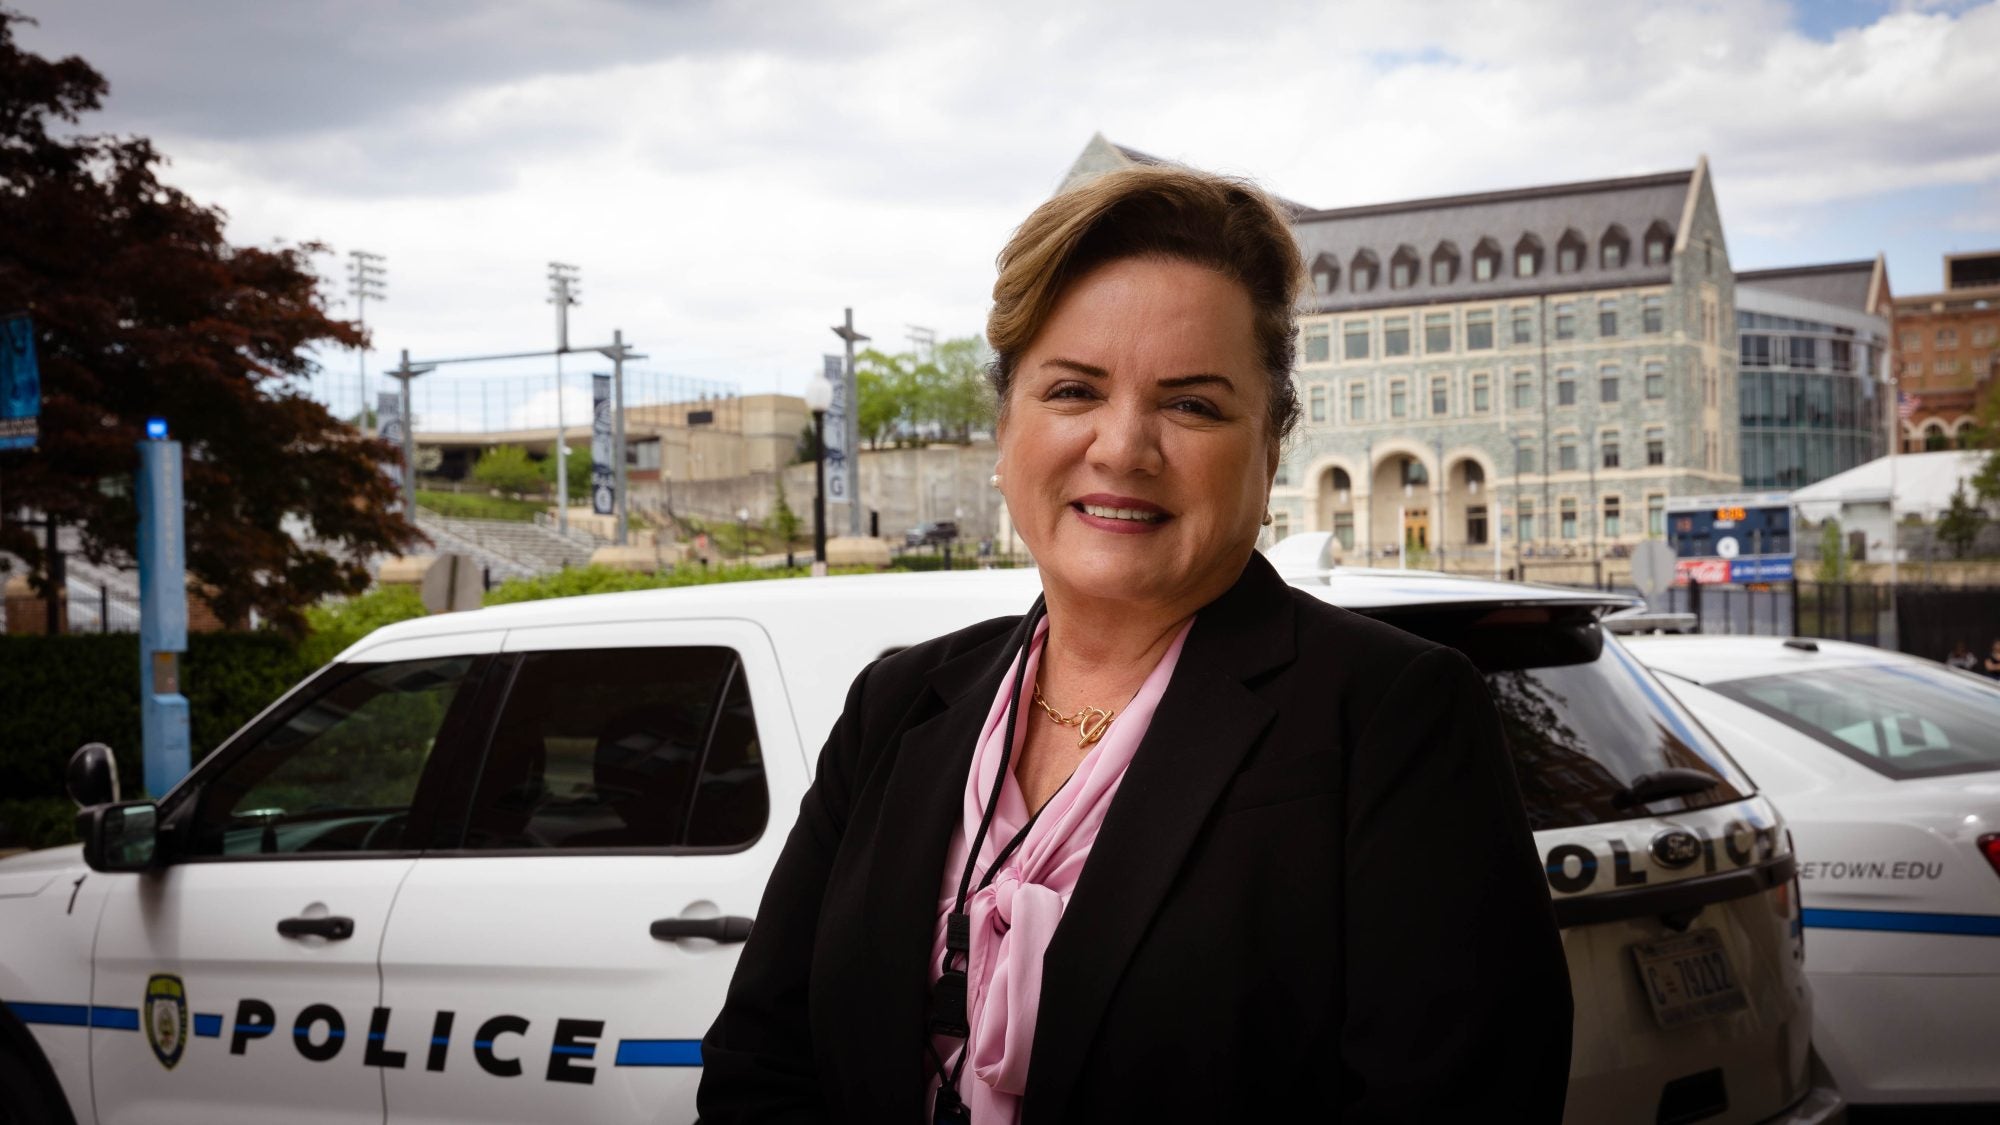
[0,796,77,852]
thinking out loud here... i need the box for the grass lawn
[416,489,548,522]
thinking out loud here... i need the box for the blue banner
[1728,555,1795,583]
[1,313,40,451]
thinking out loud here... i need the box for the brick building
[1892,250,2000,451]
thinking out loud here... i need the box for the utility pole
[549,262,581,535]
[347,250,386,436]
[832,308,869,537]
[595,329,646,546]
[383,349,435,515]
[906,325,936,362]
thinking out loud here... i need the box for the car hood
[0,843,85,899]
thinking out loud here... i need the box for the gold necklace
[1031,684,1115,748]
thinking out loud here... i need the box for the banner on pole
[377,391,404,449]
[591,373,615,516]
[823,354,848,503]
[1,313,41,451]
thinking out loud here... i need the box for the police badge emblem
[144,973,189,1070]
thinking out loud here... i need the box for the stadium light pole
[549,262,581,535]
[347,250,385,436]
[831,308,869,536]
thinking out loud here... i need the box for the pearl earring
[1261,512,1274,526]
[990,474,1002,488]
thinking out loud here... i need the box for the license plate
[1629,929,1748,1029]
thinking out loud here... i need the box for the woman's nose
[1086,400,1163,476]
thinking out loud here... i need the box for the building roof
[1291,165,1702,314]
[1056,132,1317,215]
[1735,259,1882,314]
[1789,450,1992,521]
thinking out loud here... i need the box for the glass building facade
[1736,310,1884,490]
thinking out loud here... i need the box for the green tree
[1815,519,1849,584]
[855,349,914,448]
[769,477,801,549]
[1966,393,2000,505]
[1937,482,1987,559]
[0,13,419,633]
[537,443,591,503]
[471,445,543,499]
[929,336,995,441]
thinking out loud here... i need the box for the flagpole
[1888,350,1901,599]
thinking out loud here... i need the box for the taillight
[1980,834,2000,880]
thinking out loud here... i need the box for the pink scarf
[928,617,1193,1122]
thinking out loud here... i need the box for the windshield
[1372,607,1752,830]
[1710,662,2000,779]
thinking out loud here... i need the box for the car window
[460,646,769,851]
[1371,607,1751,830]
[184,657,478,857]
[1710,662,2000,779]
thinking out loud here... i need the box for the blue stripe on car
[614,1039,702,1066]
[194,1013,223,1037]
[1802,908,2000,936]
[91,1006,140,1030]
[5,1001,90,1027]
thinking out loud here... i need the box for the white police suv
[1,565,1837,1124]
[1623,633,2000,1109]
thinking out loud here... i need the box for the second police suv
[0,559,1841,1124]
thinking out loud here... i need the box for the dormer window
[1556,229,1587,274]
[1600,225,1630,269]
[1644,222,1673,266]
[1310,253,1340,296]
[1350,250,1380,292]
[1472,238,1502,282]
[1514,234,1543,278]
[1430,241,1460,286]
[1390,245,1420,289]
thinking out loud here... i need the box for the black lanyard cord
[952,597,1044,917]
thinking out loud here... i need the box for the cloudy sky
[18,0,2000,421]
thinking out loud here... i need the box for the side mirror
[78,801,161,873]
[66,742,121,809]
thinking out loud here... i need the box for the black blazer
[699,554,1571,1123]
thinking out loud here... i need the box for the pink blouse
[927,616,1193,1122]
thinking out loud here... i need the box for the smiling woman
[699,167,1572,1123]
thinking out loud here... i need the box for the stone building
[1892,250,2000,451]
[1279,161,1737,565]
[1732,258,1894,490]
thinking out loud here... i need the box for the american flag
[1897,391,1918,421]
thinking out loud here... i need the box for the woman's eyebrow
[1159,374,1235,392]
[1042,357,1107,378]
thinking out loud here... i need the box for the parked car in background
[1624,633,2000,1110]
[903,520,959,547]
[1,567,1837,1124]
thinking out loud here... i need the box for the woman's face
[997,255,1277,613]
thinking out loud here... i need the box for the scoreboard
[1665,495,1794,584]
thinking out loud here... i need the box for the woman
[699,167,1570,1121]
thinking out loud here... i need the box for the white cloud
[21,0,2000,397]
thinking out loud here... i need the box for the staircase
[413,510,602,576]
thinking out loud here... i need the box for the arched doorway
[1371,454,1431,560]
[1448,458,1489,549]
[1317,466,1356,554]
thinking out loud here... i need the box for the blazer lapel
[1026,556,1298,1118]
[849,602,1043,1108]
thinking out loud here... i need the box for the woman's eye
[1169,398,1221,418]
[1048,383,1094,400]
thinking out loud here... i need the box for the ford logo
[1651,829,1702,869]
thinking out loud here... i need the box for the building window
[1558,440,1578,472]
[1642,295,1664,334]
[1389,380,1408,418]
[1644,223,1672,266]
[1384,316,1411,357]
[1598,299,1618,338]
[1830,337,1853,371]
[1333,511,1355,551]
[1424,313,1452,353]
[1391,245,1419,289]
[1901,330,1921,351]
[1555,302,1576,340]
[1603,496,1622,539]
[1556,373,1577,406]
[1351,250,1379,292]
[1512,371,1535,409]
[1348,383,1367,422]
[1934,358,1952,376]
[1646,430,1665,466]
[1471,373,1491,413]
[1599,369,1620,403]
[1647,494,1665,537]
[1303,322,1331,364]
[1467,505,1488,545]
[1560,497,1578,540]
[1516,443,1536,474]
[1466,309,1494,351]
[1938,328,1958,348]
[1741,333,1771,367]
[1975,327,1998,346]
[1557,229,1587,273]
[1431,242,1459,286]
[1515,235,1543,278]
[1644,360,1665,398]
[1431,376,1449,416]
[1519,498,1536,542]
[1511,308,1534,345]
[1271,512,1290,542]
[1309,385,1327,423]
[1473,239,1502,281]
[1310,254,1340,297]
[1602,435,1620,468]
[1601,225,1629,269]
[1343,319,1370,360]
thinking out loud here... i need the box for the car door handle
[277,915,355,941]
[650,916,753,943]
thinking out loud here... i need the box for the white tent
[1791,450,1990,523]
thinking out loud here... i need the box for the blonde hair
[985,165,1304,439]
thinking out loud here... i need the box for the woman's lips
[1070,495,1169,533]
